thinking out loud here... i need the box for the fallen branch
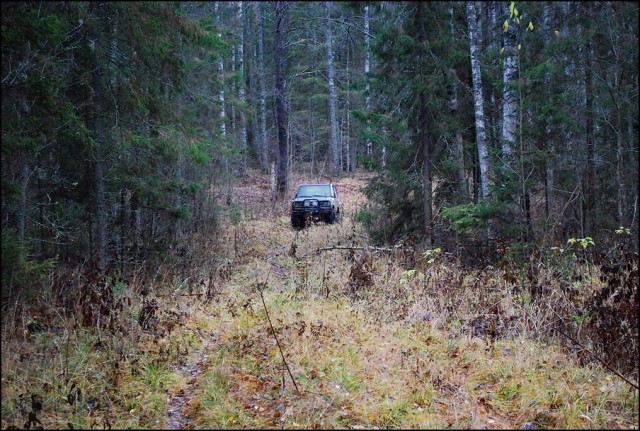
[154,293,206,297]
[554,326,639,391]
[257,280,300,394]
[318,244,412,254]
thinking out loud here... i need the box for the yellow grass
[1,169,637,429]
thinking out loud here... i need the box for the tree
[254,1,269,172]
[447,4,469,204]
[236,1,248,173]
[274,1,289,199]
[88,2,109,271]
[326,2,341,174]
[466,2,494,208]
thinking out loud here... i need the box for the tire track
[166,330,220,429]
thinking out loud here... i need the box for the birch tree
[542,1,556,225]
[326,2,341,174]
[215,2,227,141]
[237,1,248,172]
[501,3,518,164]
[254,1,269,172]
[364,5,372,158]
[466,2,493,204]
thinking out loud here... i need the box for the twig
[258,281,300,394]
[554,326,639,390]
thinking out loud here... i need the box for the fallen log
[317,244,413,253]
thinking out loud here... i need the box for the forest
[1,1,638,429]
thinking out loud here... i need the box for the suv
[291,183,340,229]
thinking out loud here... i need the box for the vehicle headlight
[319,201,330,207]
[292,201,303,208]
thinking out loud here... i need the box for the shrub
[1,229,55,301]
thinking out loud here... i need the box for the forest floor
[1,170,638,430]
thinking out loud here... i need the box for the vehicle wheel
[327,210,336,224]
[291,215,304,229]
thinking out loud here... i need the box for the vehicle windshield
[296,184,332,198]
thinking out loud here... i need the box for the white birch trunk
[230,43,236,134]
[215,2,231,204]
[237,1,247,172]
[215,2,227,140]
[501,5,518,163]
[255,1,269,172]
[344,46,352,172]
[543,2,556,222]
[466,1,493,202]
[364,5,372,157]
[326,2,341,173]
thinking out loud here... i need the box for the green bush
[1,229,55,300]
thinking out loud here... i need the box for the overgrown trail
[0,171,636,430]
[158,172,637,430]
[166,330,220,429]
[163,174,371,429]
[162,173,379,428]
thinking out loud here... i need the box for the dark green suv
[291,183,340,229]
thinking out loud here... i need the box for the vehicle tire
[327,210,336,224]
[291,215,304,229]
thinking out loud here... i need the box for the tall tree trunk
[364,5,372,158]
[93,69,107,271]
[421,102,433,247]
[466,2,493,204]
[543,2,556,227]
[502,2,527,241]
[616,106,625,225]
[89,2,108,271]
[274,1,288,199]
[467,1,494,243]
[344,46,352,172]
[249,21,260,173]
[487,1,500,150]
[255,1,269,172]
[584,36,596,236]
[326,2,340,174]
[610,2,626,226]
[215,2,232,204]
[17,155,30,242]
[448,5,468,204]
[561,1,578,173]
[237,1,247,173]
[501,4,518,164]
[215,2,227,141]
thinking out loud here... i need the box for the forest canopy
[1,1,638,286]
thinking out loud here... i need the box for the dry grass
[1,169,638,429]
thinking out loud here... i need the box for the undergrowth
[1,171,638,429]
